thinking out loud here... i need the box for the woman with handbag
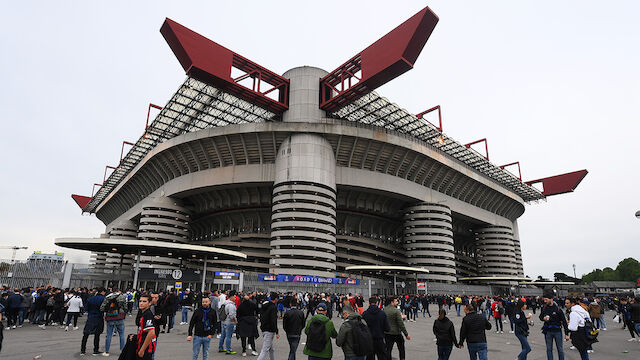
[513,299,532,360]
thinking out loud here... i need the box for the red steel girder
[320,6,439,112]
[160,18,289,113]
[499,161,522,180]
[71,194,92,210]
[465,138,489,161]
[416,105,443,132]
[525,170,588,197]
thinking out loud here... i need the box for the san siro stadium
[57,7,587,294]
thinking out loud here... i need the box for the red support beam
[120,141,135,162]
[499,161,522,180]
[160,18,289,113]
[71,194,92,210]
[103,165,117,184]
[320,6,439,112]
[91,183,102,197]
[525,170,588,197]
[146,103,163,129]
[464,138,489,161]
[416,105,443,132]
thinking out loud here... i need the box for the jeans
[437,345,453,360]
[544,331,564,360]
[218,323,236,351]
[595,316,606,329]
[35,309,46,324]
[81,333,101,354]
[65,312,80,327]
[287,335,300,360]
[182,306,191,323]
[385,334,405,360]
[257,331,275,360]
[18,307,28,325]
[105,319,125,353]
[635,323,640,338]
[467,342,488,360]
[494,316,503,331]
[456,304,461,316]
[515,333,531,360]
[578,349,589,360]
[192,336,211,360]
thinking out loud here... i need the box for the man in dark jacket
[459,304,491,360]
[433,308,458,360]
[187,297,217,360]
[81,288,106,355]
[363,296,390,360]
[282,298,305,360]
[257,292,280,360]
[5,290,22,329]
[539,289,569,360]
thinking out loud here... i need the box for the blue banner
[258,274,360,285]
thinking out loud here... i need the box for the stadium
[57,7,587,294]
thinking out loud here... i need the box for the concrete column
[137,197,190,243]
[201,256,208,293]
[133,250,141,290]
[403,203,456,283]
[270,67,337,278]
[475,225,519,277]
[512,220,524,276]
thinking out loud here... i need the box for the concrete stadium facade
[68,9,586,292]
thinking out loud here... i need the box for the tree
[616,258,640,282]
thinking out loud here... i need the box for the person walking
[180,289,194,325]
[458,304,492,360]
[135,294,157,360]
[64,291,83,331]
[81,288,106,356]
[187,296,217,360]
[217,290,238,354]
[162,289,178,333]
[362,296,390,360]
[513,299,532,360]
[539,289,569,360]
[237,294,260,356]
[257,292,280,360]
[630,297,640,339]
[618,298,638,341]
[303,303,337,360]
[491,298,504,334]
[5,289,22,329]
[566,298,594,360]
[383,297,410,360]
[594,297,607,330]
[337,307,372,360]
[101,288,128,356]
[433,308,458,360]
[283,298,305,360]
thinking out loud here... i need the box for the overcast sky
[1,1,638,280]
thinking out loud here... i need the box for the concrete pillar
[137,197,190,243]
[512,220,524,276]
[270,66,337,278]
[403,203,456,283]
[475,225,519,277]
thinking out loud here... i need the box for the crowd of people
[1,285,640,360]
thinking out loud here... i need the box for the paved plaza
[2,309,639,360]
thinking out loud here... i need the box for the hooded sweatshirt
[362,305,390,340]
[568,304,590,332]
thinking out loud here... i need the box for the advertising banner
[258,274,360,285]
[136,268,201,281]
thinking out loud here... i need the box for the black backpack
[350,319,373,356]
[306,319,327,352]
[583,317,599,344]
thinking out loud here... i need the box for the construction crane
[0,246,28,263]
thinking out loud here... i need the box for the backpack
[349,319,373,356]
[583,317,599,344]
[306,319,327,352]
[497,303,505,315]
[106,297,120,317]
[46,296,55,307]
[218,303,228,322]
